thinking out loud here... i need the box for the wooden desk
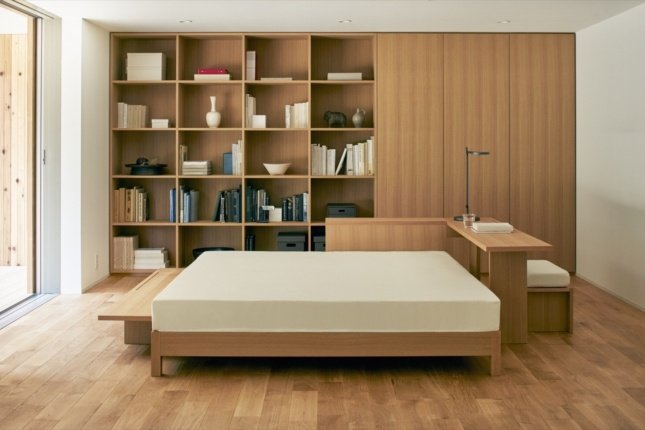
[446,220,552,343]
[98,268,182,344]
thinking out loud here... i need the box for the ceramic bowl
[263,163,290,175]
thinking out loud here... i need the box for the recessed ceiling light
[179,20,193,24]
[497,20,511,24]
[338,19,353,24]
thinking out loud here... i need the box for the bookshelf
[110,32,376,271]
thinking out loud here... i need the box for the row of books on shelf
[171,186,200,223]
[311,137,374,176]
[113,186,148,222]
[280,192,308,222]
[285,102,309,128]
[113,235,169,271]
[179,141,243,176]
[214,188,242,223]
[116,102,148,128]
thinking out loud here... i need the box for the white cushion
[527,260,570,287]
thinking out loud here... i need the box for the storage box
[313,235,325,252]
[326,203,357,218]
[127,53,166,81]
[151,119,170,128]
[277,231,307,251]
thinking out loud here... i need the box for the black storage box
[326,203,357,218]
[277,231,307,251]
[313,235,326,252]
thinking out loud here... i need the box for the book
[327,72,362,81]
[246,51,256,80]
[345,143,354,175]
[260,77,293,81]
[335,148,348,175]
[194,74,231,81]
[197,68,229,74]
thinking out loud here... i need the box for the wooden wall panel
[443,34,510,221]
[510,34,576,271]
[376,34,444,217]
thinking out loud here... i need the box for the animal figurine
[324,111,347,128]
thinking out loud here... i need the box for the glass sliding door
[0,5,36,312]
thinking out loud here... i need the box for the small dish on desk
[263,163,290,175]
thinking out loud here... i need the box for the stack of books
[117,103,148,128]
[113,186,148,222]
[133,248,169,270]
[182,160,212,175]
[113,235,138,271]
[194,67,230,81]
[327,72,362,81]
[285,101,309,128]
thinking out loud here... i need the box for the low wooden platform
[98,268,182,344]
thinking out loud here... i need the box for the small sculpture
[352,108,365,128]
[324,111,347,128]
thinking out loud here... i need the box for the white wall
[80,19,109,290]
[577,3,645,310]
[59,17,109,293]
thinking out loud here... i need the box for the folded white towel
[472,222,514,233]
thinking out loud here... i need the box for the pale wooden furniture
[446,220,552,343]
[110,33,376,271]
[527,260,573,332]
[510,34,576,271]
[375,33,575,271]
[98,268,182,344]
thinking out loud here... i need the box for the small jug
[352,108,365,128]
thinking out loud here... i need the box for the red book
[197,68,229,75]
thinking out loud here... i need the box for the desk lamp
[453,146,490,221]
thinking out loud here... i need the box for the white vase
[206,96,221,128]
[352,108,365,128]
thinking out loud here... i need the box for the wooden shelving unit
[109,32,376,271]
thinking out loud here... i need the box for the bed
[150,250,501,376]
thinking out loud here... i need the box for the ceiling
[28,0,645,33]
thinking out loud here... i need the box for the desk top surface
[447,220,552,252]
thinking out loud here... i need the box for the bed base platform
[150,330,501,377]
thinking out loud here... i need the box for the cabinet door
[443,33,510,222]
[510,34,575,271]
[376,34,443,217]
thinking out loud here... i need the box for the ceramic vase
[352,108,365,128]
[206,96,221,128]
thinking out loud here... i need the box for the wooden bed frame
[150,218,502,377]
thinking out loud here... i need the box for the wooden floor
[0,276,644,429]
[0,266,30,313]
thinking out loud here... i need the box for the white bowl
[263,163,290,175]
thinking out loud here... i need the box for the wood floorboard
[0,276,644,429]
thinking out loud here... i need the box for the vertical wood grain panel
[376,34,443,217]
[1,35,12,265]
[510,34,575,271]
[443,34,510,221]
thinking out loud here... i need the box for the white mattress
[152,251,500,333]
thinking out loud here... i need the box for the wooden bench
[98,268,182,344]
[527,260,572,333]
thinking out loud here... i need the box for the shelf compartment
[311,35,374,81]
[245,225,309,252]
[113,177,176,223]
[310,178,374,222]
[178,225,243,266]
[111,34,177,81]
[311,130,376,176]
[178,34,244,81]
[245,35,309,81]
[178,83,243,128]
[311,83,374,128]
[178,130,243,175]
[245,130,308,175]
[112,83,176,128]
[245,177,308,206]
[245,84,309,129]
[111,225,176,272]
[178,178,242,224]
[112,130,176,176]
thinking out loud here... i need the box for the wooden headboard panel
[325,218,447,251]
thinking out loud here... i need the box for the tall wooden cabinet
[110,33,376,272]
[510,34,576,271]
